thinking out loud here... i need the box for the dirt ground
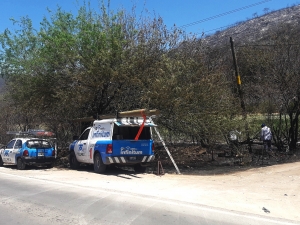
[144,142,300,175]
[1,143,300,223]
[141,144,300,223]
[4,158,298,223]
[47,144,300,223]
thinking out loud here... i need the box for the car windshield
[26,140,52,149]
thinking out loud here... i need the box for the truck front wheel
[94,153,106,174]
[69,151,79,170]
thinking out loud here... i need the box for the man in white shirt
[261,124,272,152]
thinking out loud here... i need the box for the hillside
[203,4,300,46]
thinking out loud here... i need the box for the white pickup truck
[69,110,158,173]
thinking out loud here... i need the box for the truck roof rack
[117,109,159,118]
[72,109,160,122]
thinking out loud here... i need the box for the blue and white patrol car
[0,137,56,170]
[69,110,158,173]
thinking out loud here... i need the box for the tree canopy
[0,1,239,146]
[1,1,299,151]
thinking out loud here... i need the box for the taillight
[152,143,155,152]
[106,144,113,154]
[23,150,29,156]
[52,150,55,156]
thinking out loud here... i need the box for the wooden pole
[230,37,250,148]
[118,109,160,118]
[230,37,246,112]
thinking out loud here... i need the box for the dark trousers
[263,140,272,151]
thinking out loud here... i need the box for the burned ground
[54,142,300,176]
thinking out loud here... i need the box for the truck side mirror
[73,135,79,140]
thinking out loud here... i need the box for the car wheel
[0,156,3,167]
[17,158,26,170]
[133,164,147,173]
[94,153,106,174]
[69,151,79,170]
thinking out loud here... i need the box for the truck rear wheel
[134,164,147,173]
[69,151,79,170]
[94,153,106,174]
[17,158,26,170]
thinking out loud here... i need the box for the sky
[0,0,300,37]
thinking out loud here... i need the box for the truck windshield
[113,125,151,140]
[26,140,52,149]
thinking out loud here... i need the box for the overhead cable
[179,0,272,29]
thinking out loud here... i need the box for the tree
[234,22,300,150]
[0,0,250,151]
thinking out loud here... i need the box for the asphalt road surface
[0,166,299,225]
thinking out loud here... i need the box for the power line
[179,0,272,29]
[195,3,299,38]
[237,43,300,47]
[203,24,235,35]
[193,4,299,41]
[201,20,296,43]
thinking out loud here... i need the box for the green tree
[0,0,242,150]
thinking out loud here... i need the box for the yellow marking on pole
[237,75,242,85]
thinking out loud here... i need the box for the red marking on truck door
[89,148,93,159]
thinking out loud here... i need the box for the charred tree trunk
[289,112,299,150]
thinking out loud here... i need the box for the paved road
[0,167,298,225]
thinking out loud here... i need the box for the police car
[0,132,56,170]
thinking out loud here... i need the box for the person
[261,124,272,152]
[229,130,240,143]
[228,129,241,156]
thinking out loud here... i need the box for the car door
[74,128,90,162]
[2,139,16,164]
[11,139,23,164]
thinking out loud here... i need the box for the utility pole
[230,37,251,152]
[230,37,246,113]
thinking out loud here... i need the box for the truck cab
[69,114,157,173]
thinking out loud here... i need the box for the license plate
[38,153,44,156]
[129,157,136,161]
